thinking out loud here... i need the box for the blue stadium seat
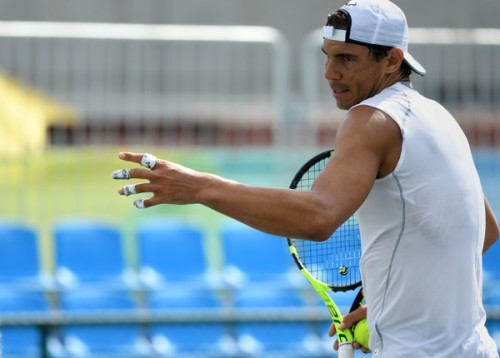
[147,289,223,310]
[0,220,54,292]
[483,288,500,315]
[486,319,500,354]
[0,291,50,358]
[148,290,237,357]
[53,218,138,290]
[220,221,302,290]
[232,288,306,309]
[57,291,151,357]
[483,241,500,305]
[233,289,320,357]
[136,219,221,290]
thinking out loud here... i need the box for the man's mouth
[332,87,349,98]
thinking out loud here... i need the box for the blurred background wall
[2,0,499,88]
[1,0,499,27]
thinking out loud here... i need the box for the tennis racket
[287,149,362,358]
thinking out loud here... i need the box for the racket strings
[292,155,362,289]
[291,220,361,288]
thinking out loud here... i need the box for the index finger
[118,152,158,169]
[118,152,144,164]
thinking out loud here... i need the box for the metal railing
[0,21,289,147]
[1,23,499,148]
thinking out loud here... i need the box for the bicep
[312,144,379,224]
[311,107,400,230]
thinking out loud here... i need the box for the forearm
[114,151,361,241]
[198,174,337,241]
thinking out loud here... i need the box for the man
[112,0,500,356]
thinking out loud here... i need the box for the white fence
[1,22,499,148]
[0,22,289,147]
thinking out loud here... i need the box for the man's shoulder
[342,104,400,140]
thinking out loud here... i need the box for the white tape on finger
[123,184,137,196]
[112,168,131,180]
[140,153,157,169]
[134,199,146,209]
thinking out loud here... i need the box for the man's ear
[386,47,405,74]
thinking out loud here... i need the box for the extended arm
[113,105,399,242]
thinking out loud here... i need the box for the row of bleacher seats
[3,216,499,296]
[1,288,353,358]
[0,218,361,358]
[1,218,499,357]
[0,217,307,294]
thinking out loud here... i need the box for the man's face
[322,40,388,110]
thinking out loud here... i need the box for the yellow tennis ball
[353,318,370,349]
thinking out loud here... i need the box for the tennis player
[113,0,500,356]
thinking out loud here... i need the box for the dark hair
[326,11,412,77]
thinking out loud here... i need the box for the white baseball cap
[323,0,426,76]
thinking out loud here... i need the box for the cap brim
[404,51,426,76]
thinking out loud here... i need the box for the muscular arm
[483,196,500,254]
[116,106,401,241]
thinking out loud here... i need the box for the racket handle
[338,343,354,358]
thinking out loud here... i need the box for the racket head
[287,150,362,292]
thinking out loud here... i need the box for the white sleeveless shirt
[354,82,498,357]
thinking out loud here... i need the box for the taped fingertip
[123,184,137,196]
[112,168,131,180]
[134,199,146,209]
[140,153,157,169]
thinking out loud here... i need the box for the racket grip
[338,343,354,358]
